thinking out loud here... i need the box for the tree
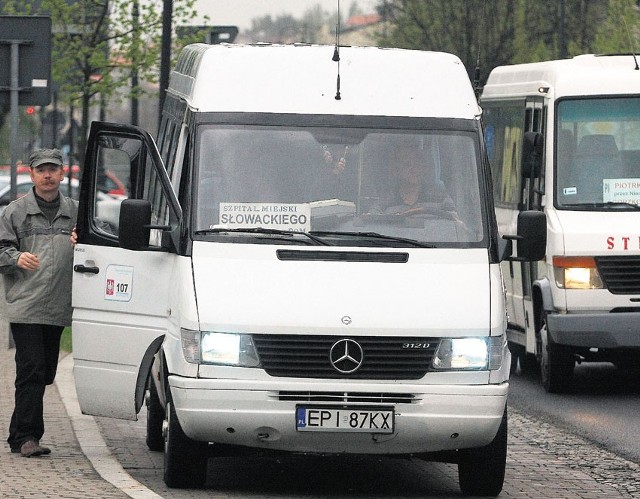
[375,0,516,86]
[0,0,202,164]
[594,0,640,54]
[375,0,637,86]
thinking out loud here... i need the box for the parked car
[0,174,79,212]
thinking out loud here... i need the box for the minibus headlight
[553,256,603,289]
[181,329,260,367]
[432,337,504,371]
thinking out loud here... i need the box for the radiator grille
[596,256,640,294]
[252,335,437,380]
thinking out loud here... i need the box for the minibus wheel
[163,399,208,488]
[145,377,164,452]
[538,311,574,393]
[458,407,507,496]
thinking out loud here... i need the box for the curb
[55,355,162,499]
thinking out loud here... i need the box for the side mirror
[521,131,544,179]
[515,211,546,261]
[119,199,151,250]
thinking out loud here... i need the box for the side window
[483,103,525,208]
[92,139,135,238]
[85,126,180,250]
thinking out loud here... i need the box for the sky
[192,0,380,30]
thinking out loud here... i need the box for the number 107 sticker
[104,265,133,302]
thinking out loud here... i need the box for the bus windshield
[194,122,486,247]
[556,97,640,209]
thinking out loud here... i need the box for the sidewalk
[1,341,639,498]
[0,345,158,499]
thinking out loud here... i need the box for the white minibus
[72,43,544,495]
[481,54,640,392]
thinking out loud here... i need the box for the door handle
[74,264,100,274]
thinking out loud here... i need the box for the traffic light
[26,106,36,115]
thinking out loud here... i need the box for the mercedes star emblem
[329,339,364,374]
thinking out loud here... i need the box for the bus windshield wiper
[194,227,329,245]
[310,230,436,248]
[563,201,640,210]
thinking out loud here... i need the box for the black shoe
[20,439,46,458]
[10,447,20,454]
[37,441,51,455]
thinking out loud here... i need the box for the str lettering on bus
[607,236,640,250]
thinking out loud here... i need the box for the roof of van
[167,43,480,119]
[481,54,640,100]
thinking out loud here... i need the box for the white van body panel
[481,54,640,100]
[73,245,174,418]
[170,44,480,118]
[192,243,490,336]
[549,211,640,312]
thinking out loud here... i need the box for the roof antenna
[333,0,341,100]
[473,0,487,98]
[622,16,639,70]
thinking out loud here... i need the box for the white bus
[481,54,640,392]
[71,43,544,496]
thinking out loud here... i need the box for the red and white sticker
[104,265,133,302]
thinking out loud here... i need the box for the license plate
[295,406,394,433]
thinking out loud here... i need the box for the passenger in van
[371,147,456,215]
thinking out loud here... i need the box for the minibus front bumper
[546,312,640,348]
[168,376,508,455]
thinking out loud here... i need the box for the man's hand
[17,252,40,271]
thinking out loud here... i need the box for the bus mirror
[522,131,544,178]
[516,210,546,261]
[119,199,151,250]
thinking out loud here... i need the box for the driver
[376,147,455,215]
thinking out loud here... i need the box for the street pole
[159,0,172,131]
[131,0,139,126]
[9,41,20,204]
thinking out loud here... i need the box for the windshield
[556,97,640,210]
[195,123,486,247]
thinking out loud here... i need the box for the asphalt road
[508,361,640,464]
[93,360,640,498]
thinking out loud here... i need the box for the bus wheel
[539,311,574,393]
[163,399,208,488]
[145,377,164,452]
[458,407,507,496]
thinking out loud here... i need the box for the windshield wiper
[563,201,640,210]
[310,230,436,248]
[194,227,329,245]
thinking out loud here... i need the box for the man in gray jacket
[0,148,78,457]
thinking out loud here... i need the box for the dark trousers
[7,323,64,449]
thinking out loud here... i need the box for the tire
[163,399,208,488]
[508,341,520,375]
[520,352,539,375]
[538,311,574,393]
[458,407,507,497]
[145,378,164,452]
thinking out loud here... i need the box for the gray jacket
[0,189,78,326]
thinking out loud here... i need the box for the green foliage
[376,0,639,84]
[60,327,72,352]
[0,0,204,161]
[593,0,640,54]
